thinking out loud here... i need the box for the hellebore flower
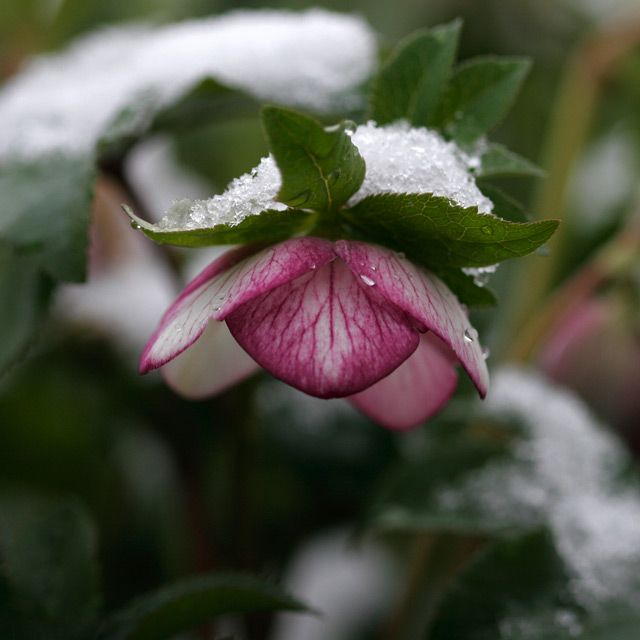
[539,292,640,440]
[140,236,489,430]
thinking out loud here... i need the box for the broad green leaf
[429,530,576,640]
[369,20,461,126]
[98,574,310,640]
[433,57,531,143]
[262,106,365,212]
[0,155,95,282]
[477,183,530,222]
[344,193,559,268]
[0,495,101,640]
[433,267,497,306]
[475,143,544,179]
[0,246,52,377]
[123,205,315,247]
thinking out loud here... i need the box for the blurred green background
[1,0,640,638]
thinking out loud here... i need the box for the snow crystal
[462,263,499,287]
[0,9,376,161]
[158,155,286,229]
[349,121,494,213]
[159,121,493,230]
[439,367,640,609]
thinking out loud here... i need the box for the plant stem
[382,534,484,640]
[506,210,640,362]
[500,14,640,359]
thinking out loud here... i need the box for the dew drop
[481,225,493,236]
[343,120,356,136]
[131,222,141,230]
[360,274,376,286]
[536,244,550,257]
[310,263,317,270]
[482,346,490,360]
[464,328,478,343]
[397,251,406,259]
[369,265,377,272]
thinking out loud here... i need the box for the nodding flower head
[140,236,488,430]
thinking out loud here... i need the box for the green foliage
[123,205,315,247]
[98,574,310,640]
[432,267,498,306]
[262,106,365,211]
[0,246,51,376]
[344,192,558,268]
[429,530,576,640]
[369,20,461,126]
[0,496,101,640]
[367,418,519,535]
[0,155,95,282]
[477,183,530,222]
[433,57,531,144]
[98,79,259,163]
[474,143,545,179]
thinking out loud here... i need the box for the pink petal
[226,259,420,398]
[160,320,260,399]
[349,332,459,430]
[335,240,489,396]
[140,238,335,373]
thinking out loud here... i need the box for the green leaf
[98,79,259,164]
[433,267,497,306]
[433,57,531,143]
[477,183,530,222]
[0,155,96,282]
[429,530,576,640]
[369,20,461,126]
[262,106,365,211]
[0,495,101,640]
[344,193,559,268]
[0,246,52,377]
[475,143,544,179]
[98,574,310,640]
[123,205,315,248]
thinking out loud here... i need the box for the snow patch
[0,9,376,161]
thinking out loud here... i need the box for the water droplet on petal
[397,251,406,259]
[482,346,490,360]
[131,222,141,230]
[360,274,376,286]
[464,328,478,343]
[310,263,317,270]
[369,265,377,272]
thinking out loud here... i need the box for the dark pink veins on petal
[226,258,420,398]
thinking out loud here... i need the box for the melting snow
[158,121,493,230]
[0,9,376,161]
[438,367,640,608]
